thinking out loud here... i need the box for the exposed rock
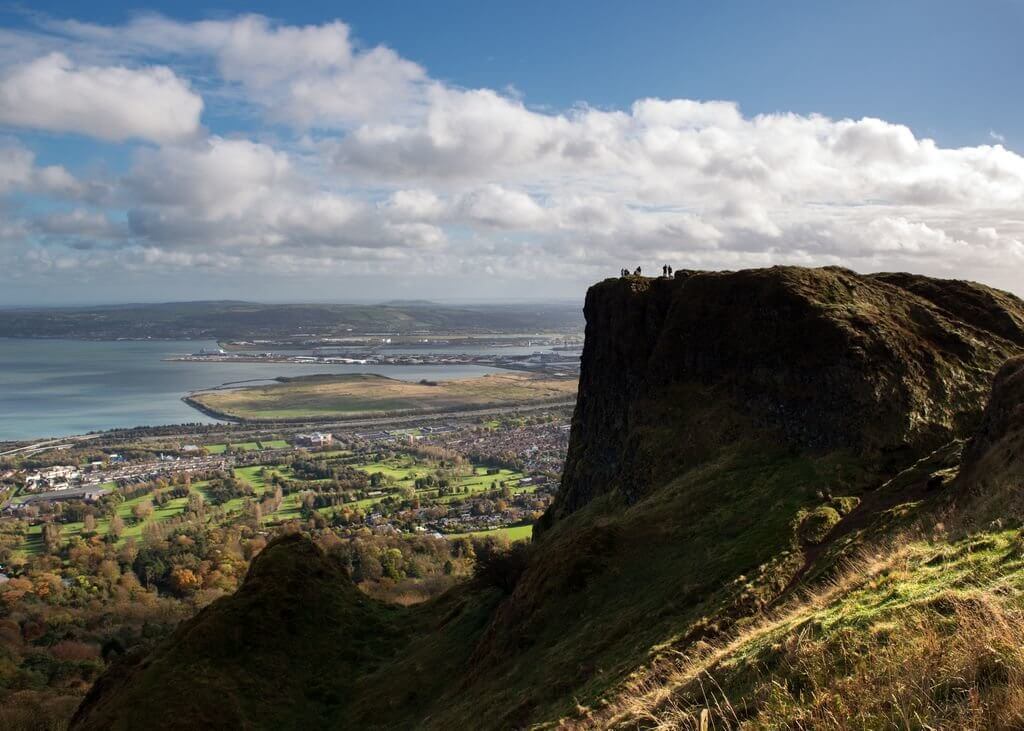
[542,266,1024,529]
[957,355,1024,508]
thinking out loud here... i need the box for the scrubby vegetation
[797,506,841,545]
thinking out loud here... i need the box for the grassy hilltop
[71,267,1024,730]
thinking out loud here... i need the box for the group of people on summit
[619,265,674,277]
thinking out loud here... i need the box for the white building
[295,432,334,448]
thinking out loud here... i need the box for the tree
[109,514,125,540]
[132,500,154,523]
[83,513,97,534]
[42,523,62,554]
[187,491,205,517]
[169,567,202,595]
[472,537,529,594]
[380,548,405,580]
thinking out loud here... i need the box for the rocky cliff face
[957,356,1024,516]
[542,266,1024,529]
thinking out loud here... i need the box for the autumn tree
[132,499,154,523]
[42,523,62,554]
[169,567,202,595]
[109,514,125,540]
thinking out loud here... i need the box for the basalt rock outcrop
[541,266,1024,529]
[957,355,1024,513]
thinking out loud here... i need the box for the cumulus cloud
[0,13,1022,297]
[0,142,85,197]
[122,137,445,255]
[0,53,203,143]
[42,14,427,129]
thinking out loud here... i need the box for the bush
[828,495,861,515]
[798,507,841,545]
[472,538,530,594]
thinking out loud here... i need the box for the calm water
[0,339,505,441]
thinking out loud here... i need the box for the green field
[446,524,533,542]
[204,440,289,453]
[188,372,577,421]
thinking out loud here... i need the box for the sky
[0,1,1023,305]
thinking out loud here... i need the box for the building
[295,432,334,448]
[26,465,81,491]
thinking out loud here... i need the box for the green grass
[350,458,426,483]
[205,441,285,453]
[15,486,202,556]
[446,524,534,542]
[607,527,1024,729]
[384,441,868,729]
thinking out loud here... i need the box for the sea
[0,339,514,442]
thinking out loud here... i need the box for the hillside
[70,266,1024,729]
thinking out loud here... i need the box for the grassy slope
[558,359,1024,730]
[576,526,1024,729]
[189,372,577,420]
[330,440,872,729]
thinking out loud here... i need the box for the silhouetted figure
[667,265,673,276]
[634,266,642,276]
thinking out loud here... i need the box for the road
[134,399,576,444]
[0,433,102,458]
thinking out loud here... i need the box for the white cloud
[122,137,445,255]
[0,13,1022,297]
[0,142,85,197]
[43,14,426,129]
[0,53,202,143]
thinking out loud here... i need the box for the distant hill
[71,267,1024,730]
[0,301,583,340]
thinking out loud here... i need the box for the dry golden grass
[190,372,578,421]
[561,532,1024,731]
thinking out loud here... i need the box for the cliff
[955,355,1024,519]
[543,266,1024,528]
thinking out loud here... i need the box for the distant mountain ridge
[70,266,1024,730]
[0,301,584,339]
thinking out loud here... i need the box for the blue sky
[1,2,1023,303]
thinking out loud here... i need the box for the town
[1,409,571,542]
[168,346,582,376]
